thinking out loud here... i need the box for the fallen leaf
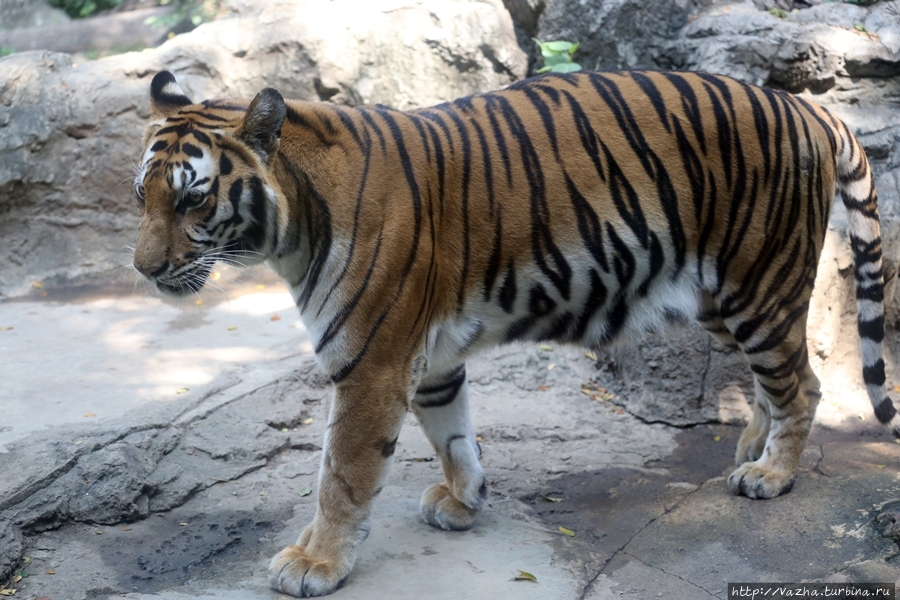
[117,525,132,531]
[179,522,188,526]
[1,326,12,331]
[581,389,592,397]
[95,529,104,535]
[83,412,96,418]
[299,486,313,497]
[20,558,29,565]
[514,570,538,582]
[539,344,553,352]
[11,576,20,583]
[176,388,189,394]
[303,418,313,425]
[893,384,900,393]
[476,435,483,443]
[538,385,549,392]
[33,281,43,289]
[876,465,885,469]
[858,413,865,420]
[584,351,597,361]
[281,427,289,433]
[210,477,230,482]
[270,314,281,321]
[227,325,237,331]
[713,435,721,442]
[547,363,556,371]
[541,494,563,503]
[558,526,576,537]
[0,588,16,596]
[45,569,55,575]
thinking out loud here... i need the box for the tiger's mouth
[154,263,212,297]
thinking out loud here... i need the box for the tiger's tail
[835,121,899,437]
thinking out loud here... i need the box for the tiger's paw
[268,545,353,598]
[726,462,795,499]
[420,482,480,531]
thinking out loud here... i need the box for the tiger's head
[132,71,287,296]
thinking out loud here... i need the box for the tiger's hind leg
[725,307,822,499]
[698,292,770,465]
[411,364,486,531]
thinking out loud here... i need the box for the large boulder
[0,0,526,298]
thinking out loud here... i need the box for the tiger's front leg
[411,364,486,531]
[268,375,408,597]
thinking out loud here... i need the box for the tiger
[133,68,899,597]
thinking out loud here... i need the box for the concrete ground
[0,269,898,600]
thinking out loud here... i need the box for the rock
[0,0,68,31]
[0,0,526,298]
[534,0,715,72]
[0,6,175,54]
[598,327,753,427]
[0,518,22,583]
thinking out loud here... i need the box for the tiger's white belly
[425,256,703,376]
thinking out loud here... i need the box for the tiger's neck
[264,101,349,312]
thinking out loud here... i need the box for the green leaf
[536,65,551,74]
[539,343,554,351]
[543,54,568,67]
[558,525,576,537]
[515,570,538,582]
[299,486,313,497]
[568,42,580,55]
[552,62,583,73]
[544,40,574,52]
[541,494,564,502]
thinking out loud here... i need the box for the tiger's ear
[150,70,193,119]
[237,88,286,163]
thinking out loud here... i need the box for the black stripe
[498,259,517,314]
[856,284,884,303]
[379,436,399,458]
[417,368,467,408]
[858,316,884,343]
[863,359,886,386]
[182,142,203,159]
[315,231,384,352]
[504,284,556,342]
[660,72,707,154]
[631,72,671,133]
[484,96,513,187]
[561,89,605,183]
[874,398,897,424]
[483,214,503,303]
[566,173,609,272]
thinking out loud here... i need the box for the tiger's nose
[134,260,170,279]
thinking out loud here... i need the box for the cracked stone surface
[1,275,898,599]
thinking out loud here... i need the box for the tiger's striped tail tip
[872,389,900,437]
